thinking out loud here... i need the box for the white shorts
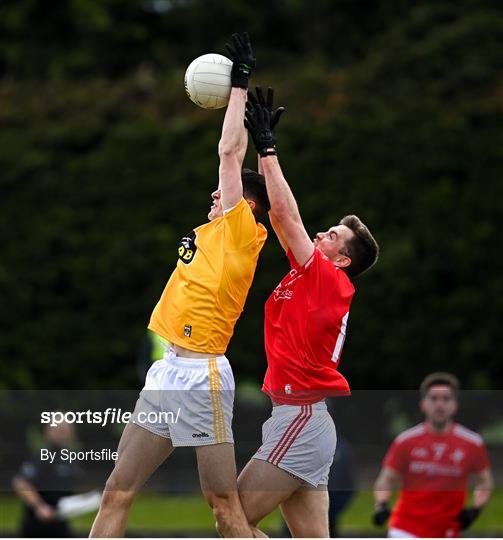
[252,401,336,487]
[131,349,235,447]
[388,527,417,538]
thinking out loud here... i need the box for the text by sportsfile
[40,448,118,464]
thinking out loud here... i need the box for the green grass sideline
[1,491,501,534]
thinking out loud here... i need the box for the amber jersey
[149,198,267,354]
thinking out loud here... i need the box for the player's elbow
[269,203,289,222]
[270,204,298,227]
[218,139,241,158]
[480,476,494,492]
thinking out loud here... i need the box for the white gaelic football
[184,53,232,109]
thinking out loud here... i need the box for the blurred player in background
[373,372,494,538]
[12,422,81,538]
[238,87,379,537]
[327,435,356,537]
[90,32,268,538]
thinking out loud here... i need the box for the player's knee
[100,488,136,511]
[102,476,137,510]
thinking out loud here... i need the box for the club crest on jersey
[450,448,465,464]
[178,230,197,264]
[184,325,192,337]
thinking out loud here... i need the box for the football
[184,53,232,109]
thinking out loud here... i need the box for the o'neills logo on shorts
[192,432,209,438]
[184,325,192,337]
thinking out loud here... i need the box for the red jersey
[262,247,354,405]
[383,422,490,538]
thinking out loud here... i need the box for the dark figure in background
[12,422,81,537]
[328,436,356,537]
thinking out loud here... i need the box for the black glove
[244,86,285,157]
[254,86,285,131]
[225,32,256,89]
[372,502,391,527]
[458,507,480,530]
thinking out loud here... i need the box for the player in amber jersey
[373,372,494,538]
[237,88,379,537]
[149,193,266,354]
[90,33,268,538]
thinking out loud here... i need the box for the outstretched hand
[225,32,256,89]
[253,86,285,130]
[244,86,285,157]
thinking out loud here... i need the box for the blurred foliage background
[0,0,502,389]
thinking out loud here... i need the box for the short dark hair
[339,215,379,279]
[242,169,270,218]
[420,372,460,398]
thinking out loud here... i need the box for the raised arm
[218,33,256,211]
[258,151,288,251]
[245,88,313,265]
[268,211,289,252]
[218,87,247,210]
[260,156,313,264]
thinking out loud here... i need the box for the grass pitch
[1,490,501,536]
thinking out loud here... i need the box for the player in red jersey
[237,88,379,537]
[373,372,494,538]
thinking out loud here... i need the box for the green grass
[0,493,283,535]
[1,490,502,536]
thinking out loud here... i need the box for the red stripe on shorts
[267,405,308,465]
[272,404,312,466]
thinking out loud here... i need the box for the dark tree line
[0,0,502,389]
